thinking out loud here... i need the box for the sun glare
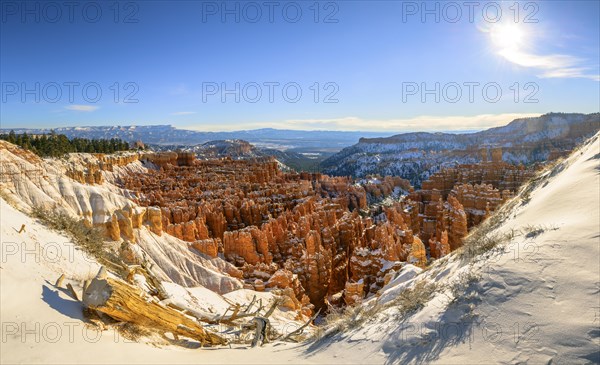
[490,24,525,51]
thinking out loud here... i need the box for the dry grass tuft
[314,280,437,342]
[31,206,125,274]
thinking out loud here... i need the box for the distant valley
[1,125,392,152]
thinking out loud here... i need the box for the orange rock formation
[115,157,426,310]
[74,148,534,310]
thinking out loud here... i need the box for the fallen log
[82,267,226,346]
[244,295,257,313]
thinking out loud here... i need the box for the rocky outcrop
[115,156,432,310]
[419,161,534,200]
[194,140,256,159]
[146,207,163,235]
[176,151,196,166]
[141,151,177,168]
[443,196,468,250]
[408,158,533,256]
[223,226,272,266]
[65,153,142,185]
[110,146,541,310]
[190,238,220,258]
[0,141,245,294]
[450,183,510,228]
[429,230,450,259]
[66,168,104,185]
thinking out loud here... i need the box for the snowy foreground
[1,133,599,364]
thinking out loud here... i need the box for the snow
[303,132,600,364]
[377,264,423,305]
[134,228,243,292]
[0,199,314,364]
[1,132,598,364]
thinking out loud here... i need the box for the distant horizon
[3,111,598,135]
[0,124,478,136]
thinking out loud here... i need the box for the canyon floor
[1,133,599,364]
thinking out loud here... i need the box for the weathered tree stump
[82,267,226,346]
[251,317,269,347]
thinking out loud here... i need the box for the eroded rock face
[450,183,511,227]
[443,196,469,251]
[66,153,142,185]
[190,239,220,258]
[115,154,534,310]
[429,230,450,259]
[419,160,534,199]
[115,157,426,310]
[410,159,534,253]
[146,207,163,235]
[223,226,272,266]
[0,141,244,294]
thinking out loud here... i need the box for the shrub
[445,270,481,303]
[314,280,437,342]
[392,280,437,318]
[30,206,123,272]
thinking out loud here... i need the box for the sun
[490,24,525,51]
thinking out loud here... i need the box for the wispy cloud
[172,111,197,116]
[538,67,600,82]
[190,113,542,132]
[65,105,99,112]
[280,113,542,131]
[498,49,578,69]
[498,49,599,81]
[487,22,599,81]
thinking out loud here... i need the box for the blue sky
[1,0,599,132]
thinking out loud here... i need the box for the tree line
[0,130,131,157]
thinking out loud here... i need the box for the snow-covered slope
[303,132,600,364]
[0,200,312,364]
[0,141,243,292]
[0,141,319,364]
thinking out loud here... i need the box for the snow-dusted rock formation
[322,113,600,186]
[0,140,242,293]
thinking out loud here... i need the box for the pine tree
[7,130,16,144]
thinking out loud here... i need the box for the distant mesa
[323,112,600,187]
